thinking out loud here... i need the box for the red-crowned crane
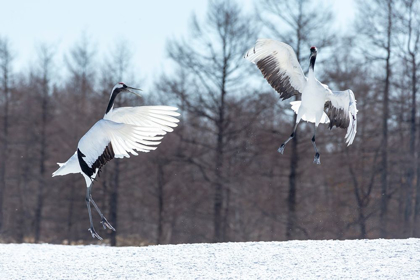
[52,82,180,240]
[245,39,358,164]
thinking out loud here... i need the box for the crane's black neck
[105,88,123,114]
[309,55,316,71]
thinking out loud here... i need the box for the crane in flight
[245,39,358,164]
[53,82,180,240]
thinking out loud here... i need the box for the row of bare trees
[0,0,420,245]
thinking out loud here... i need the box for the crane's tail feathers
[52,152,80,177]
[290,101,329,124]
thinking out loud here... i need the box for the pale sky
[0,0,355,88]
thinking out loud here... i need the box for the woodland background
[1,0,420,246]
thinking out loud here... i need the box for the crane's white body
[245,39,358,146]
[295,69,330,126]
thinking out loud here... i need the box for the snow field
[1,239,419,279]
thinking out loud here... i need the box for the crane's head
[112,82,142,97]
[309,46,318,58]
[105,82,143,114]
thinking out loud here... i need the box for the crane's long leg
[312,124,320,165]
[278,122,299,154]
[90,195,116,231]
[86,185,103,240]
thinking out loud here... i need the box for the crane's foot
[88,227,103,240]
[101,217,116,231]
[278,144,286,154]
[313,152,321,165]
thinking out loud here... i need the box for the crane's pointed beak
[126,86,142,97]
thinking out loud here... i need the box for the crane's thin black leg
[90,195,116,231]
[278,122,299,154]
[312,124,320,165]
[86,186,103,240]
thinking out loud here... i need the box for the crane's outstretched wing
[324,89,358,146]
[77,119,167,178]
[104,106,180,132]
[244,39,307,100]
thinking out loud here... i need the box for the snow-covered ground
[1,239,419,279]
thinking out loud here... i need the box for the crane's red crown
[310,46,317,51]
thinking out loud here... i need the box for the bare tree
[323,37,379,238]
[357,0,396,238]
[167,0,258,242]
[0,37,14,234]
[397,0,420,236]
[33,44,55,243]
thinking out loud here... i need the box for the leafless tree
[412,4,420,236]
[33,44,55,243]
[166,0,259,242]
[393,0,420,236]
[323,37,378,238]
[357,0,396,238]
[0,37,14,234]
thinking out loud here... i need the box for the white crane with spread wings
[245,39,358,164]
[53,83,180,239]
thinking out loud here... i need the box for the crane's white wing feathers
[78,119,165,169]
[324,90,358,146]
[52,107,180,178]
[105,106,180,132]
[244,39,307,100]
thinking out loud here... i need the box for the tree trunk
[349,162,367,238]
[286,114,298,240]
[110,160,119,246]
[286,28,301,240]
[358,207,367,238]
[0,48,10,233]
[380,1,392,238]
[214,128,224,242]
[0,84,8,234]
[34,87,48,243]
[413,58,420,236]
[214,46,227,243]
[156,161,164,244]
[66,181,76,244]
[405,54,416,237]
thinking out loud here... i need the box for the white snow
[1,239,419,279]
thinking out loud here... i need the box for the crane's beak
[126,86,142,97]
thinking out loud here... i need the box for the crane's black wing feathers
[324,101,350,129]
[78,142,115,178]
[256,55,302,101]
